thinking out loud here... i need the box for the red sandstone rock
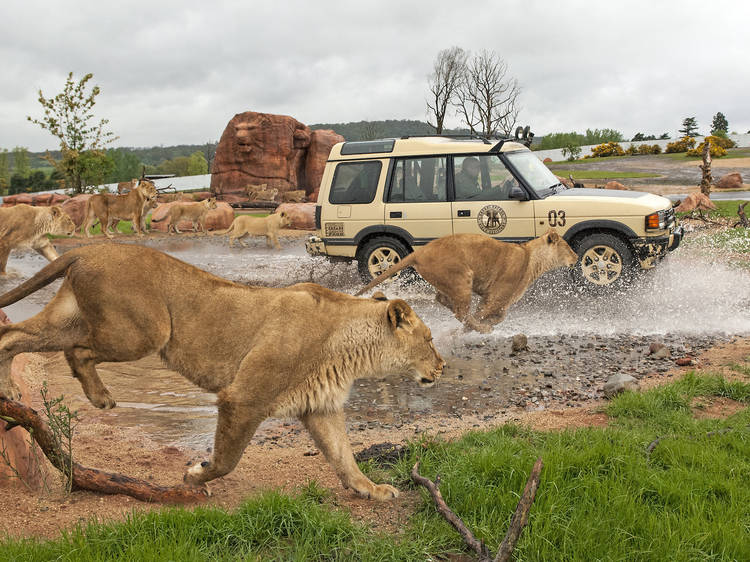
[51,193,69,205]
[604,181,629,191]
[675,357,694,366]
[189,191,213,201]
[11,194,33,205]
[275,203,316,230]
[61,194,94,227]
[33,193,54,206]
[210,111,342,199]
[715,172,743,189]
[675,192,717,213]
[149,201,233,232]
[543,157,552,163]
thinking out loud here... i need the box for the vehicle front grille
[664,207,675,229]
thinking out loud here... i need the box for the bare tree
[454,50,521,138]
[426,46,468,134]
[359,121,382,141]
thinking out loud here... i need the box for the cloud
[2,0,749,151]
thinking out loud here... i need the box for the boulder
[543,157,552,163]
[217,193,250,205]
[511,334,528,353]
[32,193,54,206]
[61,194,93,227]
[715,172,743,190]
[275,202,315,230]
[210,111,342,199]
[188,191,212,201]
[674,192,717,213]
[50,193,70,205]
[149,201,233,232]
[604,181,629,191]
[10,194,33,206]
[603,373,639,398]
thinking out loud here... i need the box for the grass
[3,372,748,560]
[547,169,659,179]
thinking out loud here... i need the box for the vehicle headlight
[645,210,666,230]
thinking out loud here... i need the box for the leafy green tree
[711,112,728,135]
[12,147,31,178]
[659,133,670,139]
[0,149,9,193]
[105,148,142,183]
[561,143,582,161]
[9,173,29,194]
[678,117,699,137]
[27,72,117,193]
[187,151,208,175]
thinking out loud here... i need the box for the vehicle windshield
[505,150,565,197]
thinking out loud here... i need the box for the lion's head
[137,180,158,201]
[384,299,444,388]
[204,197,218,210]
[49,206,76,236]
[538,228,578,268]
[277,211,292,228]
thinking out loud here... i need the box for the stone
[543,157,552,163]
[32,193,54,206]
[511,334,528,353]
[604,181,629,191]
[275,202,316,230]
[714,172,743,190]
[603,373,639,398]
[149,201,234,232]
[648,342,666,355]
[674,192,716,213]
[675,357,694,366]
[61,194,94,227]
[210,111,343,201]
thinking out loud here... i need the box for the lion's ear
[387,299,414,332]
[372,291,387,301]
[50,206,62,217]
[546,228,559,243]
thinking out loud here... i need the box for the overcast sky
[2,0,748,152]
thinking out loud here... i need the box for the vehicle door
[384,155,453,244]
[451,154,535,240]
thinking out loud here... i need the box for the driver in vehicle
[454,157,481,199]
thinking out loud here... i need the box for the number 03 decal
[547,209,566,227]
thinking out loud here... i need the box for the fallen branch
[411,457,543,562]
[733,202,749,228]
[0,396,207,504]
[646,425,750,459]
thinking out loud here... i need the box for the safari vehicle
[305,132,683,288]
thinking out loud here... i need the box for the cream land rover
[305,136,683,287]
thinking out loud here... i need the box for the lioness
[0,205,76,274]
[116,178,138,194]
[247,186,278,202]
[107,195,158,235]
[0,244,444,499]
[152,198,218,234]
[81,180,158,238]
[356,229,578,332]
[218,211,291,249]
[281,189,307,203]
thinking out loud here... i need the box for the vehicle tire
[357,236,411,283]
[572,233,636,289]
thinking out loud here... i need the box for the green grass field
[3,372,748,561]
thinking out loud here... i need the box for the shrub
[665,136,696,153]
[626,145,638,156]
[587,142,625,158]
[687,136,728,158]
[561,143,582,161]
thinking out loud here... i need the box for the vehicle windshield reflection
[505,150,563,198]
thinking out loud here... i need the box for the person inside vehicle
[454,157,481,199]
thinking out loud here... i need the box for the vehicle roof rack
[399,134,494,144]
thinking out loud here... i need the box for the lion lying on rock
[356,229,578,332]
[0,244,444,499]
[217,211,291,249]
[0,204,76,274]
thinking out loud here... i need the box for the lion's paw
[91,393,116,409]
[364,483,400,501]
[183,460,209,486]
[0,380,23,402]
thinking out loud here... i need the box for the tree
[711,112,728,135]
[454,50,521,137]
[561,143,582,161]
[426,46,468,134]
[12,147,30,178]
[187,151,208,175]
[659,133,670,140]
[105,148,142,183]
[27,72,117,193]
[0,149,9,193]
[359,121,382,141]
[678,117,699,137]
[631,132,645,142]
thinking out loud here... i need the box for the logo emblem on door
[477,205,507,234]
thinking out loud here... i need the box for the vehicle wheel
[573,233,635,289]
[357,237,410,283]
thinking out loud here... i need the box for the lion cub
[221,211,292,249]
[357,229,578,332]
[153,198,218,234]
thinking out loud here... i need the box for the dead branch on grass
[411,457,543,562]
[0,396,208,504]
[646,425,750,460]
[733,202,749,228]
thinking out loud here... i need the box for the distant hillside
[24,143,217,169]
[310,119,468,141]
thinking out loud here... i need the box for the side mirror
[509,187,529,201]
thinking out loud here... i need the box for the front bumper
[631,225,684,269]
[305,235,326,256]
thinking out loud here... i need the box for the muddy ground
[0,217,748,539]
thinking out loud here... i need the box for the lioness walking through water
[356,229,578,332]
[0,244,443,499]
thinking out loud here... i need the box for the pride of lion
[0,193,580,500]
[356,230,577,333]
[151,197,218,234]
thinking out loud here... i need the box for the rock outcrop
[715,172,743,190]
[1,193,69,207]
[210,111,343,203]
[61,194,93,227]
[275,203,316,230]
[674,193,717,213]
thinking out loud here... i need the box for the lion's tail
[210,221,235,236]
[0,252,79,309]
[150,214,166,223]
[354,251,418,297]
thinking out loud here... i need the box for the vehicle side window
[453,154,519,201]
[329,161,382,204]
[387,157,447,203]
